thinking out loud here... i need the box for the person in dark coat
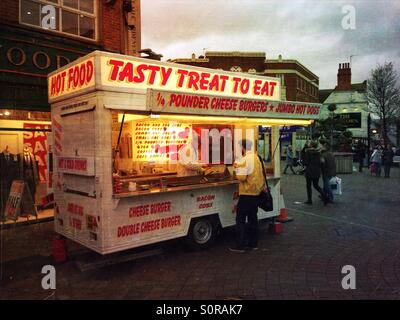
[355,141,366,173]
[303,141,328,205]
[382,145,394,178]
[0,147,21,220]
[320,142,336,203]
[283,145,296,174]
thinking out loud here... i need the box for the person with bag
[382,144,394,178]
[230,139,265,253]
[370,145,383,177]
[283,145,296,174]
[320,141,336,203]
[303,141,328,205]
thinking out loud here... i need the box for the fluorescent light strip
[119,113,312,126]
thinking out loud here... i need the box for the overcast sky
[141,0,400,89]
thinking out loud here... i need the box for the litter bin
[333,152,354,174]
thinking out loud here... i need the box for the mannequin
[19,146,39,200]
[0,145,20,219]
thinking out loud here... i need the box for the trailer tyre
[185,217,217,250]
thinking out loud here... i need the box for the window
[20,0,97,40]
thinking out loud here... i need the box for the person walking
[370,145,383,177]
[320,142,336,203]
[382,145,394,178]
[355,141,366,173]
[230,139,265,253]
[303,141,328,205]
[283,145,296,174]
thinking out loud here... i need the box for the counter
[114,176,280,198]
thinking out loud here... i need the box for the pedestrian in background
[370,145,383,177]
[355,141,366,173]
[230,139,265,253]
[303,141,328,205]
[320,141,336,203]
[283,145,296,174]
[382,145,394,178]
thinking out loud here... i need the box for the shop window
[20,0,97,40]
[20,0,41,27]
[62,10,79,35]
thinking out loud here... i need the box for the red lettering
[269,81,277,96]
[253,80,262,95]
[187,71,200,90]
[108,59,124,81]
[133,64,146,83]
[176,69,188,87]
[232,77,241,93]
[119,62,134,82]
[160,67,172,86]
[220,75,229,91]
[146,65,160,85]
[199,72,210,90]
[79,63,86,86]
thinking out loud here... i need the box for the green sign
[0,25,99,110]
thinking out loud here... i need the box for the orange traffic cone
[276,187,293,223]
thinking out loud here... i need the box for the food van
[47,51,321,254]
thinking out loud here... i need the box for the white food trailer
[47,51,321,254]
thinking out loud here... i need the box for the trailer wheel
[185,217,217,250]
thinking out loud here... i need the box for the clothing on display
[19,147,39,200]
[0,146,21,219]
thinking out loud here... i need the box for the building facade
[0,0,141,222]
[0,0,141,111]
[319,63,368,141]
[170,51,320,158]
[170,51,319,103]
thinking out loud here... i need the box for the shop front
[47,51,321,254]
[0,25,100,224]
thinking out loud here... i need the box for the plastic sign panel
[100,55,280,101]
[48,51,281,103]
[48,57,95,101]
[57,156,95,176]
[148,90,322,119]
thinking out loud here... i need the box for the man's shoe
[229,246,246,253]
[304,201,312,205]
[245,246,258,251]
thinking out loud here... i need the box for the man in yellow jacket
[230,139,265,252]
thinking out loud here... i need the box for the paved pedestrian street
[1,167,400,300]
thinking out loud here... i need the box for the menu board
[5,180,37,221]
[133,120,192,161]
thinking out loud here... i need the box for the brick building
[0,0,141,220]
[170,51,319,157]
[170,51,319,103]
[0,0,141,111]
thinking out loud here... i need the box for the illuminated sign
[148,90,322,120]
[48,52,281,102]
[335,112,362,128]
[48,57,95,101]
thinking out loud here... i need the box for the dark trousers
[306,177,326,202]
[284,164,295,174]
[236,195,259,248]
[359,159,364,172]
[322,175,333,202]
[384,164,391,177]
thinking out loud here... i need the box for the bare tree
[367,62,400,144]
